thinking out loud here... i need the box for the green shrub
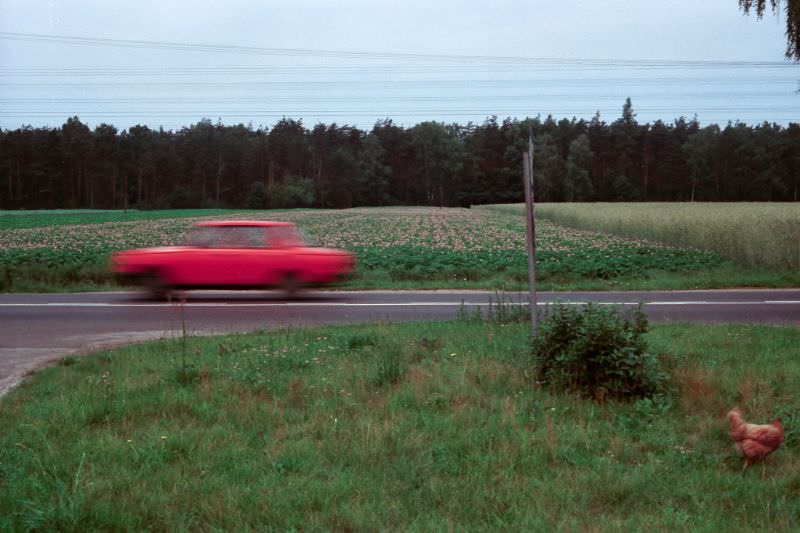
[532,303,667,401]
[246,181,268,209]
[168,186,194,209]
[268,177,315,208]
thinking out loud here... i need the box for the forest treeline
[1,99,799,210]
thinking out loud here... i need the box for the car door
[211,226,269,285]
[176,226,266,286]
[261,226,299,285]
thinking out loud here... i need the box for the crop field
[0,207,731,291]
[0,209,261,230]
[486,203,800,270]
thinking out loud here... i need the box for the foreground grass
[1,318,799,531]
[4,206,784,293]
[487,202,800,270]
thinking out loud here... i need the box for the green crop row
[0,209,263,230]
[353,244,723,282]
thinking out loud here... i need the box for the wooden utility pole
[523,130,537,337]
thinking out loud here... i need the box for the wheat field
[485,203,800,270]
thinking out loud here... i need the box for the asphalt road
[1,289,799,395]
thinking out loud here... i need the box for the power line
[0,65,795,76]
[2,31,798,128]
[0,92,790,103]
[2,107,797,116]
[0,78,795,89]
[1,31,798,68]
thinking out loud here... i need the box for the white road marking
[9,302,519,308]
[0,300,798,308]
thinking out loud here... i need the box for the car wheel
[144,271,172,301]
[281,273,302,298]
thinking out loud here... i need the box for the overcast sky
[1,0,798,131]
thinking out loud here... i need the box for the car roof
[193,220,295,228]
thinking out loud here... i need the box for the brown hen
[727,407,783,469]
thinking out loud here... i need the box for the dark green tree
[683,125,721,201]
[461,117,515,205]
[610,98,641,200]
[92,124,119,208]
[753,121,788,200]
[409,121,464,206]
[178,119,219,206]
[269,118,310,189]
[586,112,614,199]
[2,106,799,208]
[269,178,315,208]
[126,125,156,207]
[309,123,361,208]
[60,117,92,208]
[565,134,594,201]
[245,181,268,209]
[1,127,30,208]
[785,123,800,200]
[370,119,414,204]
[354,132,391,205]
[533,132,566,201]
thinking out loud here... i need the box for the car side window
[184,227,217,247]
[267,226,303,248]
[210,227,265,249]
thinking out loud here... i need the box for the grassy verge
[1,317,798,530]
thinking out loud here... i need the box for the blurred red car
[110,221,354,297]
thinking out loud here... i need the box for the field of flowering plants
[0,206,732,291]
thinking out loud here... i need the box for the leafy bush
[168,186,194,209]
[246,181,268,209]
[269,178,315,208]
[532,303,667,401]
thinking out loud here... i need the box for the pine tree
[565,134,594,201]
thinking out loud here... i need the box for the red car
[110,220,354,297]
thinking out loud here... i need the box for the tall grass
[485,203,800,270]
